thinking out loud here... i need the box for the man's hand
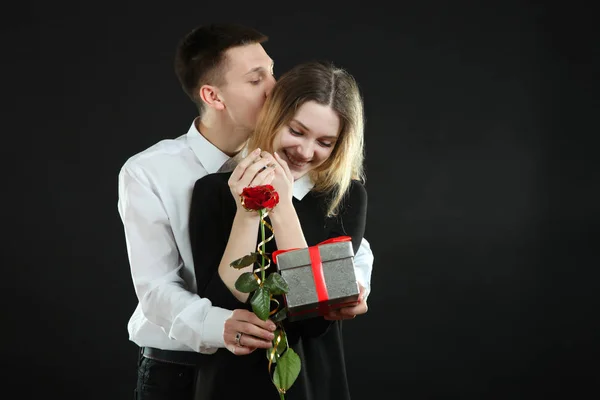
[323,283,368,320]
[224,309,277,355]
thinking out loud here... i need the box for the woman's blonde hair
[247,60,365,217]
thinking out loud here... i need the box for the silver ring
[235,332,243,346]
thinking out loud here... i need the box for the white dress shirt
[117,119,374,354]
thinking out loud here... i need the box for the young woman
[189,60,368,400]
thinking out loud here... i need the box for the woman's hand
[269,151,295,205]
[228,148,276,212]
[263,151,308,249]
[323,284,368,320]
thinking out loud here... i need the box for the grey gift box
[275,240,360,321]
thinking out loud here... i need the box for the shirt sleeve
[117,165,232,353]
[353,238,374,300]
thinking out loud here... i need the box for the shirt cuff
[169,298,233,353]
[201,306,234,349]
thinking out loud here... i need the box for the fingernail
[254,148,261,155]
[269,323,276,331]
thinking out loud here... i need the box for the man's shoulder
[121,134,190,173]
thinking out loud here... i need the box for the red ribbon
[272,236,352,304]
[309,245,328,302]
[272,236,352,263]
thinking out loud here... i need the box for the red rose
[241,185,280,211]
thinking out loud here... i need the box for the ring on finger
[235,332,244,347]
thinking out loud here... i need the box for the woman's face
[272,101,340,180]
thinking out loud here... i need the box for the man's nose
[265,75,276,97]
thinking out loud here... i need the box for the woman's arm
[189,170,277,354]
[326,180,368,253]
[323,180,369,321]
[216,209,261,302]
[216,149,278,302]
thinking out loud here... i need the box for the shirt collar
[293,173,315,200]
[186,119,315,200]
[186,118,231,174]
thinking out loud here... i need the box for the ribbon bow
[271,236,352,263]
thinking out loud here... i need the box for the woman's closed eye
[288,127,333,147]
[288,126,302,136]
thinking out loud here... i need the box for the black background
[3,1,598,399]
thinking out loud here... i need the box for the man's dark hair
[174,23,268,115]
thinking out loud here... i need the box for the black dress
[189,172,367,400]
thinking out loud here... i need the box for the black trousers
[134,348,197,400]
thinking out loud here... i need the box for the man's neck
[196,116,249,157]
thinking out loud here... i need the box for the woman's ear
[198,85,225,111]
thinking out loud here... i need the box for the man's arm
[353,237,374,301]
[118,165,232,353]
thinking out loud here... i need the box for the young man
[117,23,374,400]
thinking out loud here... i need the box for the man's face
[218,43,275,133]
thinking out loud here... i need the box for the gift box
[273,236,360,321]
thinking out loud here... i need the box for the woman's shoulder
[308,179,367,215]
[346,179,367,204]
[348,179,366,193]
